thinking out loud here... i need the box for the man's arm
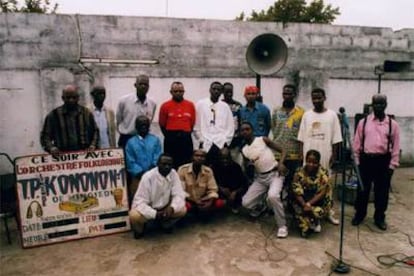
[158,103,168,136]
[389,120,401,169]
[203,170,219,200]
[115,100,124,130]
[352,120,363,166]
[87,110,99,150]
[132,174,157,219]
[264,137,286,166]
[125,141,144,177]
[223,104,235,146]
[169,172,186,213]
[40,112,58,154]
[264,106,271,137]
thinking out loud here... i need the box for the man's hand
[388,168,394,178]
[277,163,288,176]
[156,206,174,220]
[220,187,231,198]
[198,198,214,210]
[303,202,312,213]
[163,206,174,219]
[229,191,237,203]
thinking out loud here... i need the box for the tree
[236,0,340,24]
[1,0,58,13]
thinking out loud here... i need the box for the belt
[362,153,389,158]
[259,167,277,175]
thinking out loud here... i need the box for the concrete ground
[1,168,413,276]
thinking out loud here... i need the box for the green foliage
[236,0,340,24]
[0,0,58,13]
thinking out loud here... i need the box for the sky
[51,0,413,30]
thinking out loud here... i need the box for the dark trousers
[164,131,193,169]
[354,153,392,222]
[118,134,134,149]
[206,144,221,168]
[283,160,302,190]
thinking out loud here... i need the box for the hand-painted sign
[15,149,130,248]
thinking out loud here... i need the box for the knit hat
[244,85,259,95]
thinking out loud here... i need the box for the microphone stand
[333,108,352,274]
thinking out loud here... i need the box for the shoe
[231,207,240,214]
[327,210,339,225]
[374,220,387,231]
[133,231,144,239]
[300,230,310,238]
[351,216,364,226]
[276,226,288,238]
[313,222,322,233]
[162,226,174,234]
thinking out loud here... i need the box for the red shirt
[159,99,195,132]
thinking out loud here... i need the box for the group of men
[40,74,400,238]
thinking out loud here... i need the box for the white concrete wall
[0,13,413,172]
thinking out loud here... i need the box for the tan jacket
[177,163,218,202]
[89,105,116,148]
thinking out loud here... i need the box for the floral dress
[291,166,333,234]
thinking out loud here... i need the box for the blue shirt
[125,134,162,177]
[240,102,271,137]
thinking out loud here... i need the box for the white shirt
[116,93,156,135]
[131,167,186,220]
[297,109,343,169]
[242,137,278,173]
[92,107,110,148]
[194,98,234,151]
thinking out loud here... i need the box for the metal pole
[256,74,263,103]
[378,73,382,94]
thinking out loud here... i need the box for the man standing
[178,149,225,219]
[40,84,99,154]
[116,74,156,148]
[125,116,162,204]
[222,82,243,165]
[240,85,271,137]
[129,154,187,239]
[159,81,195,169]
[352,94,400,230]
[297,88,342,225]
[194,81,234,167]
[89,85,116,148]
[240,122,288,238]
[272,84,305,189]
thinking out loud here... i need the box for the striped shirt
[40,105,99,152]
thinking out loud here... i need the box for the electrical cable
[377,253,414,267]
[256,214,289,263]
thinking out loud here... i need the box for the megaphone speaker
[246,33,288,75]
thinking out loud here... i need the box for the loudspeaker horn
[246,33,288,75]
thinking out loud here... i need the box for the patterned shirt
[40,105,99,153]
[272,105,305,160]
[292,166,330,203]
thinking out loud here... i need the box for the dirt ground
[1,168,413,276]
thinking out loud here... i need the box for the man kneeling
[129,154,186,239]
[178,149,225,221]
